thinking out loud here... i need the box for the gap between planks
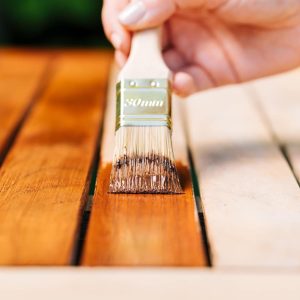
[0,50,113,265]
[248,69,300,187]
[185,81,300,268]
[81,64,207,266]
[0,50,52,166]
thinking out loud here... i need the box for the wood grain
[82,66,206,266]
[185,85,300,268]
[0,50,50,163]
[250,69,300,185]
[0,51,113,265]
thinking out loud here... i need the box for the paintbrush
[109,27,182,194]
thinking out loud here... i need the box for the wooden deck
[0,49,300,298]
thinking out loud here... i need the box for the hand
[102,0,300,96]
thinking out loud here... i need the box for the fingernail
[119,1,146,25]
[111,33,122,49]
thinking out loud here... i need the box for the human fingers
[119,0,211,30]
[214,0,300,28]
[118,0,176,29]
[163,48,186,71]
[115,50,128,68]
[102,0,131,55]
[173,66,215,96]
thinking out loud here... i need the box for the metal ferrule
[116,79,172,131]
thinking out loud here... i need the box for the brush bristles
[109,126,182,194]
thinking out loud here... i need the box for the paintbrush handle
[119,27,170,79]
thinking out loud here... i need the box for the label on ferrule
[116,79,172,130]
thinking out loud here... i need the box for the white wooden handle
[119,28,170,79]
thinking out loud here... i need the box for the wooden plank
[0,51,113,265]
[185,85,300,267]
[250,69,300,185]
[1,268,300,300]
[0,50,50,164]
[82,66,206,266]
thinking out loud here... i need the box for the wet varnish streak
[82,162,207,266]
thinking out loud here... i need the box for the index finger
[102,0,131,55]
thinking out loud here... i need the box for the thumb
[118,0,176,30]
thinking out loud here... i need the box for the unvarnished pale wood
[0,51,50,163]
[250,69,300,185]
[82,66,206,266]
[185,86,300,267]
[0,51,113,265]
[1,269,300,300]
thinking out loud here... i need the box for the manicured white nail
[111,33,122,49]
[119,1,146,25]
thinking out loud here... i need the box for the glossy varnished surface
[0,51,50,163]
[82,163,206,266]
[0,51,112,265]
[0,50,300,272]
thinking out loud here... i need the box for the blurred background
[0,0,110,47]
